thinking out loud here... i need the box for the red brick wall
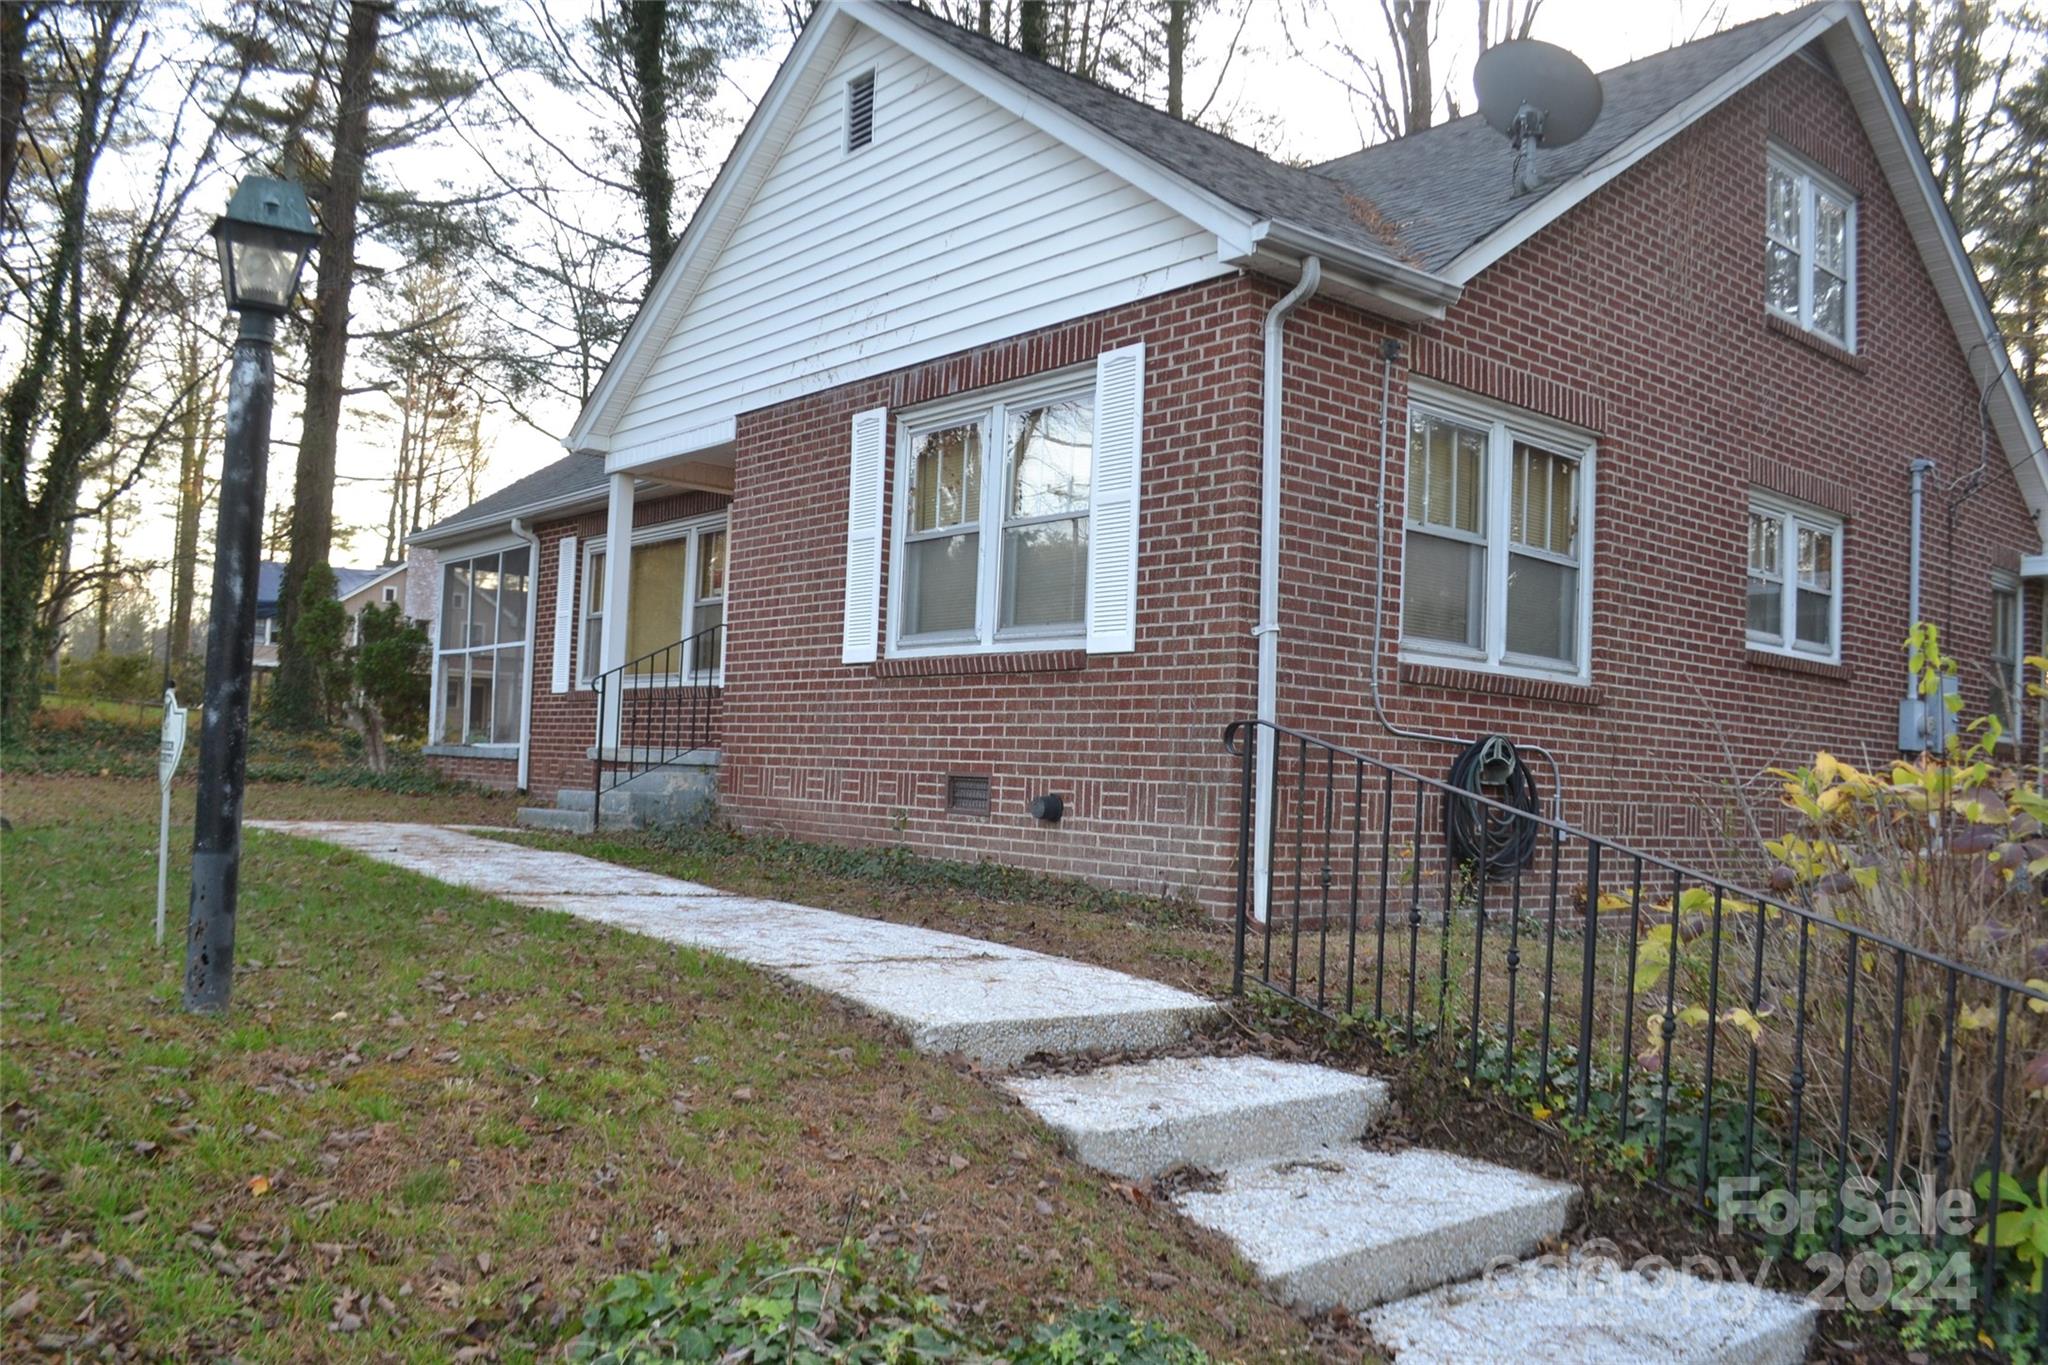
[720,278,1269,902]
[1269,55,2038,875]
[429,751,518,793]
[441,53,2039,910]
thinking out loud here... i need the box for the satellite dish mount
[1474,40,1603,195]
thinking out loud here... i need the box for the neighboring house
[253,561,413,667]
[412,0,2048,911]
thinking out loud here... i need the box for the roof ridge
[878,1,1325,179]
[1314,2,1829,170]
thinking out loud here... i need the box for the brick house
[413,0,2048,911]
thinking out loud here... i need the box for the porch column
[598,470,634,752]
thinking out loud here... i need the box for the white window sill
[1398,645,1589,688]
[1744,637,1840,666]
[886,634,1086,662]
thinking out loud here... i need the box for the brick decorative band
[1408,338,1606,433]
[872,650,1089,679]
[1744,648,1852,681]
[1748,451,1854,516]
[1398,660,1603,707]
[1763,312,1870,373]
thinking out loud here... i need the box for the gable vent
[845,70,875,152]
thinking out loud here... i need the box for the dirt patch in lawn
[1,780,1348,1362]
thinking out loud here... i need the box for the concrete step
[1006,1056,1389,1180]
[553,765,716,827]
[1173,1147,1574,1312]
[1366,1253,1818,1364]
[782,954,1216,1070]
[515,805,636,833]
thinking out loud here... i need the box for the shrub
[59,649,159,702]
[353,602,428,738]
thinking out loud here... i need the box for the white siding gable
[604,28,1228,469]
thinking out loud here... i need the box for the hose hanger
[1444,734,1542,879]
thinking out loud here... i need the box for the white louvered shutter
[1086,343,1144,654]
[840,407,889,664]
[549,535,577,693]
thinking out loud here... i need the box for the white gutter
[512,516,541,793]
[1247,222,1458,312]
[1253,256,1323,922]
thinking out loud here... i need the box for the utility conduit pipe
[1366,339,1565,818]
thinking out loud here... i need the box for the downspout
[513,516,541,793]
[1253,256,1322,921]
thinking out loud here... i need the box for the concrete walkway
[253,821,1819,1364]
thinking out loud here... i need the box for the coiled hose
[1444,735,1542,879]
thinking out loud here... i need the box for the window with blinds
[1400,393,1593,679]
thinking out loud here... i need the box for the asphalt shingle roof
[254,562,398,614]
[426,4,1834,537]
[883,1,1419,267]
[891,1,1827,273]
[1315,5,1829,269]
[414,452,608,542]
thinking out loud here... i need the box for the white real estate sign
[156,689,187,946]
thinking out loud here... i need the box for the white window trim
[1767,144,1858,350]
[578,511,730,688]
[430,544,533,747]
[1746,491,1844,664]
[886,366,1097,660]
[1398,383,1597,685]
[1991,571,2021,743]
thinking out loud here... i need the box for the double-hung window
[435,546,530,745]
[1992,578,2020,733]
[1746,494,1841,661]
[892,377,1093,653]
[578,516,729,684]
[1766,148,1856,348]
[1401,391,1593,679]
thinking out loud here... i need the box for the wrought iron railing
[1225,718,2047,1337]
[589,622,723,831]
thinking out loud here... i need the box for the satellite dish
[1476,40,1601,193]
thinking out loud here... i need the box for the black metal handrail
[589,622,723,831]
[1226,718,2047,1339]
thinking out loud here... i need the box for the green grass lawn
[0,780,1337,1362]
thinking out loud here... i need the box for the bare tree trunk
[625,0,675,287]
[1393,0,1433,136]
[0,1,29,215]
[273,0,381,729]
[1020,0,1047,58]
[1164,0,1186,118]
[92,482,113,652]
[169,321,216,664]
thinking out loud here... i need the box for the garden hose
[1444,734,1542,879]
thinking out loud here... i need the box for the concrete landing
[1007,1056,1389,1179]
[248,822,1212,1068]
[1173,1147,1575,1312]
[1366,1254,1819,1364]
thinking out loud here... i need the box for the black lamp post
[183,175,317,1014]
